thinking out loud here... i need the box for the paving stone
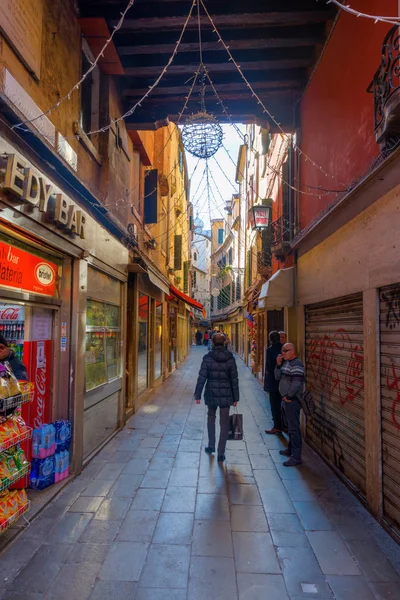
[99,542,148,582]
[88,581,137,600]
[134,589,186,600]
[195,494,230,521]
[188,556,237,600]
[306,531,360,575]
[130,488,165,511]
[282,479,317,502]
[179,439,202,452]
[231,505,268,532]
[139,544,190,589]
[268,513,310,548]
[159,435,181,446]
[117,510,159,542]
[96,463,125,480]
[228,484,262,505]
[259,487,295,514]
[1,592,44,600]
[79,520,121,544]
[132,447,157,459]
[122,459,149,475]
[225,451,251,465]
[81,480,114,497]
[277,546,334,598]
[139,437,161,448]
[294,502,334,531]
[108,475,142,497]
[369,581,400,599]
[69,497,104,513]
[237,573,289,600]
[233,532,281,574]
[8,544,72,595]
[140,469,171,489]
[327,575,376,600]
[153,512,193,544]
[0,538,41,588]
[226,463,254,477]
[94,497,131,521]
[65,543,111,565]
[192,520,233,557]
[162,486,197,513]
[174,452,200,469]
[50,513,93,544]
[43,562,99,600]
[346,541,400,583]
[148,456,175,470]
[169,467,198,487]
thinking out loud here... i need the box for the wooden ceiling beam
[122,80,302,97]
[112,11,333,31]
[124,58,310,77]
[117,36,322,56]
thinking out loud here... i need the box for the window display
[138,293,148,395]
[85,300,121,392]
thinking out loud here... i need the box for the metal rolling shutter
[380,283,400,533]
[305,294,365,495]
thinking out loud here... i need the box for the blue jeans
[282,398,302,459]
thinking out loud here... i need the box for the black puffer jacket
[194,347,239,408]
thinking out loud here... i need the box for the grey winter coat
[194,347,239,408]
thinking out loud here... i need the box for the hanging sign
[0,241,57,297]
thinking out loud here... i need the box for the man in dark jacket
[195,332,239,462]
[0,335,28,380]
[264,330,283,434]
[195,330,203,345]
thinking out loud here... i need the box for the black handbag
[228,410,243,440]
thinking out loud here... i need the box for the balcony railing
[270,215,292,259]
[367,26,400,150]
[257,251,272,279]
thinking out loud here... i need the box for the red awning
[168,285,206,317]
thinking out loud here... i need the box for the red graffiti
[386,363,400,430]
[306,329,364,406]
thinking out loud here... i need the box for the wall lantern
[248,204,271,231]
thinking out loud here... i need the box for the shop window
[138,293,149,395]
[80,40,100,135]
[154,302,162,380]
[85,299,121,392]
[218,228,224,244]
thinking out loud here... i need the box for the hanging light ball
[182,111,223,159]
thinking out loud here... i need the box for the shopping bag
[228,412,243,440]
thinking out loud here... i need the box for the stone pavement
[1,346,400,600]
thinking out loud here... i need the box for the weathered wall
[299,0,397,228]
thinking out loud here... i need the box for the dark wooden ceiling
[78,0,336,131]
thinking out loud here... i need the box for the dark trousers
[282,399,302,459]
[207,406,230,455]
[269,391,283,430]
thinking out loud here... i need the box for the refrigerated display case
[85,300,121,391]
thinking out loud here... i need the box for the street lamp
[248,204,272,231]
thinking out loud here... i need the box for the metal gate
[305,294,365,495]
[380,283,400,533]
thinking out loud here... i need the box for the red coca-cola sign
[0,307,21,320]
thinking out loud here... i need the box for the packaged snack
[0,459,11,484]
[4,452,18,478]
[0,378,9,400]
[8,376,20,398]
[13,447,28,470]
[5,490,18,515]
[13,489,27,509]
[0,491,11,525]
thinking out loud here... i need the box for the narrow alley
[1,347,400,600]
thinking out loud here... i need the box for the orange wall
[299,0,397,228]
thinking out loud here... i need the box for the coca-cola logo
[0,307,20,320]
[34,357,47,429]
[35,263,55,287]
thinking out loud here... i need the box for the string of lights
[12,0,136,130]
[199,0,348,188]
[327,0,400,25]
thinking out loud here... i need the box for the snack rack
[0,372,33,534]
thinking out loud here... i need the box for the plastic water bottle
[30,459,39,489]
[32,429,41,459]
[48,424,56,456]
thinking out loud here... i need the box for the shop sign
[0,241,57,296]
[3,153,87,239]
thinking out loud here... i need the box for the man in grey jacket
[274,343,305,466]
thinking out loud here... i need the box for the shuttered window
[218,228,224,244]
[183,261,189,293]
[174,235,182,271]
[144,169,158,224]
[305,294,366,496]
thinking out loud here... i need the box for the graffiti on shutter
[305,293,365,496]
[380,283,400,534]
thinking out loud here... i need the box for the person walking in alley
[275,343,305,466]
[194,332,239,462]
[195,329,203,345]
[280,331,287,345]
[264,331,283,434]
[203,330,209,347]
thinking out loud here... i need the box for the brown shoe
[265,428,282,435]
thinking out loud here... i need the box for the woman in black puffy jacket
[194,333,239,462]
